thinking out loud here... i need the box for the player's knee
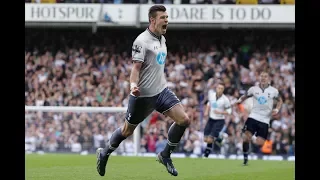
[177,114,190,127]
[206,137,214,144]
[204,137,209,143]
[121,127,134,137]
[121,122,136,137]
[243,131,253,142]
[255,137,265,146]
[242,133,250,142]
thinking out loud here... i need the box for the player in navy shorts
[96,5,190,177]
[125,87,180,126]
[235,71,283,165]
[203,82,231,157]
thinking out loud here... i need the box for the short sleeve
[132,39,146,62]
[246,87,254,97]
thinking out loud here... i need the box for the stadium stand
[25,28,295,156]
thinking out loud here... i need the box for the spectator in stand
[156,135,168,153]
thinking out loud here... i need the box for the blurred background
[25,1,295,158]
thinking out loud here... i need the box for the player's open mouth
[162,25,167,29]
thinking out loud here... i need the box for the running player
[203,82,232,157]
[96,5,189,177]
[235,71,283,165]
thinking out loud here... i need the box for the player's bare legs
[203,136,215,157]
[157,104,190,176]
[242,130,266,166]
[242,131,266,165]
[204,136,214,157]
[203,127,226,157]
[254,137,266,146]
[96,121,136,176]
[242,130,253,165]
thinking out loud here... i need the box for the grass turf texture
[26,154,294,180]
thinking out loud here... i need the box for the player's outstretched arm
[235,94,250,105]
[235,95,247,105]
[130,61,142,97]
[204,103,210,117]
[275,95,283,111]
[235,87,254,105]
[272,95,283,116]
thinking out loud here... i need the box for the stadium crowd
[25,0,295,4]
[25,28,295,156]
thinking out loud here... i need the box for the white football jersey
[131,28,167,97]
[246,84,279,124]
[207,92,231,119]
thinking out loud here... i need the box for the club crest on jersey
[132,45,142,54]
[257,96,267,104]
[156,52,166,65]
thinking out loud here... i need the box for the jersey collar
[216,93,222,100]
[259,83,270,92]
[147,28,161,41]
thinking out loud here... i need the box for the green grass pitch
[26,154,294,180]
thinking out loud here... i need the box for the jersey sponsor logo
[156,52,166,65]
[257,96,267,104]
[211,102,218,108]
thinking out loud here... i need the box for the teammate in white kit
[203,82,232,157]
[96,5,190,177]
[235,71,283,165]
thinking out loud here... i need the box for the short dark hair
[215,78,225,87]
[148,5,166,23]
[217,82,225,87]
[260,70,270,76]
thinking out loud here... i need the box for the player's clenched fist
[271,108,279,116]
[130,83,140,97]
